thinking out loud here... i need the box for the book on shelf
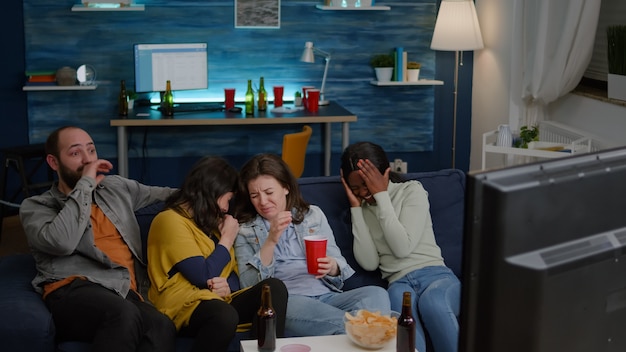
[393,48,409,82]
[25,70,56,83]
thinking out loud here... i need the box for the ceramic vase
[375,67,393,82]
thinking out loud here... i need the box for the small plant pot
[374,67,393,82]
[128,99,135,110]
[407,69,420,82]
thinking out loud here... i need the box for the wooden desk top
[110,101,357,127]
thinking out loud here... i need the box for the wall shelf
[23,85,98,91]
[71,4,145,11]
[316,5,390,10]
[370,79,444,86]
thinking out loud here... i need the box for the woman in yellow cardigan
[147,156,287,352]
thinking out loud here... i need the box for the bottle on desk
[118,80,128,117]
[162,80,174,117]
[257,284,276,352]
[245,79,255,116]
[258,77,267,111]
[396,291,416,352]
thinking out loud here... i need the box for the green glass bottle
[245,79,254,115]
[258,77,267,111]
[162,80,174,117]
[118,80,128,116]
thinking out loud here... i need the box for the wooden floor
[0,215,30,256]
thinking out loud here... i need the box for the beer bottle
[258,77,267,111]
[396,291,416,352]
[257,284,276,352]
[162,80,174,117]
[245,79,255,115]
[118,80,128,116]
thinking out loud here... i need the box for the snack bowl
[344,309,399,349]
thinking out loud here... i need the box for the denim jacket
[235,205,355,292]
[19,175,174,298]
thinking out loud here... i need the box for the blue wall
[4,0,474,189]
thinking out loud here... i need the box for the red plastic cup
[224,88,236,109]
[304,235,327,274]
[307,89,320,112]
[302,86,315,110]
[273,86,284,107]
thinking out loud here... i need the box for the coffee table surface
[240,334,417,352]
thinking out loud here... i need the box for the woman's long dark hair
[165,156,239,238]
[340,141,405,184]
[235,153,310,224]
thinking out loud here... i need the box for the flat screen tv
[461,147,626,352]
[133,43,208,93]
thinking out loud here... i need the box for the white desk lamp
[300,41,331,106]
[430,0,484,168]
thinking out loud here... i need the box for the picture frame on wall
[235,0,280,29]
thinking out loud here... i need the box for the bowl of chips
[344,309,399,349]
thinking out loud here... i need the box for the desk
[110,102,357,177]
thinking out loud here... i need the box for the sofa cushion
[0,254,55,352]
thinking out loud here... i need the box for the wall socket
[390,158,408,173]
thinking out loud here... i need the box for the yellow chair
[282,125,313,178]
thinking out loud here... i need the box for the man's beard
[58,162,83,190]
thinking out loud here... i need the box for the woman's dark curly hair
[235,153,310,224]
[165,156,238,238]
[340,141,405,184]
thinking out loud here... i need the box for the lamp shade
[430,0,484,51]
[300,42,315,63]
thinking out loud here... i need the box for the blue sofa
[0,169,465,352]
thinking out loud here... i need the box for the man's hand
[82,159,113,185]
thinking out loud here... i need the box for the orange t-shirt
[43,204,137,298]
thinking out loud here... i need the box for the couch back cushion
[297,169,465,289]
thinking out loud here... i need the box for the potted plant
[370,54,394,82]
[607,25,626,101]
[127,89,137,110]
[407,62,421,82]
[513,125,539,149]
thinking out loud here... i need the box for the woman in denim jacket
[234,154,390,336]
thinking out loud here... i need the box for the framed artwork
[235,0,280,29]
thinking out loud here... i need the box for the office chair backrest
[282,125,313,178]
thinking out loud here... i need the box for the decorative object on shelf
[127,89,137,110]
[513,124,539,148]
[370,54,394,82]
[607,25,626,101]
[76,64,96,86]
[81,0,130,7]
[55,66,77,86]
[431,0,484,168]
[235,0,280,28]
[407,62,421,82]
[300,41,331,106]
[495,124,512,147]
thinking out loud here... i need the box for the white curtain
[513,0,601,127]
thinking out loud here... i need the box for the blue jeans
[388,266,460,352]
[284,286,390,336]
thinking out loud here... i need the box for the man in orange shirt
[20,126,176,352]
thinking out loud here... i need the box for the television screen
[461,147,626,352]
[133,43,208,93]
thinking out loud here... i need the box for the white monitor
[133,43,208,93]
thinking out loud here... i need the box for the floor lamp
[430,0,484,168]
[300,41,331,106]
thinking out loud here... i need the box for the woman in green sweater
[340,142,460,352]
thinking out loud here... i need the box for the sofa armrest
[0,254,55,352]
